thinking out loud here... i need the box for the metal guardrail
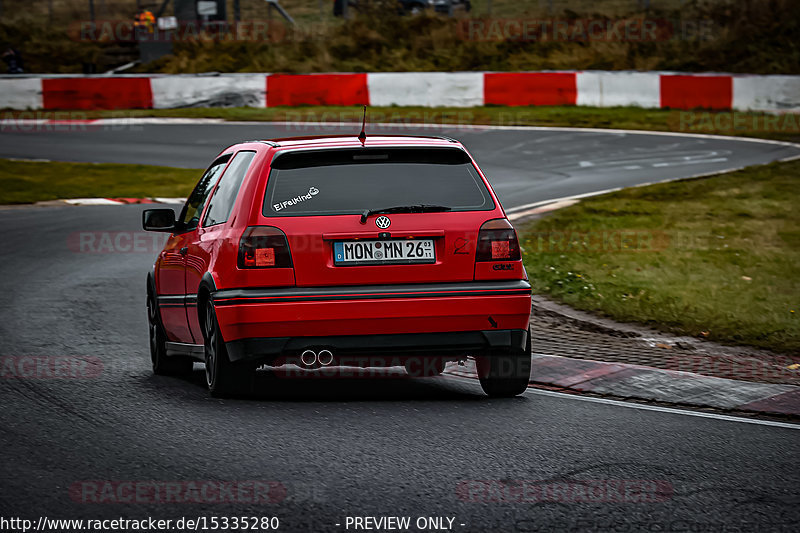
[265,0,296,25]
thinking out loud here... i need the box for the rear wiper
[360,204,452,224]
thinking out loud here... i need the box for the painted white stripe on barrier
[151,75,267,109]
[733,75,800,113]
[64,198,124,206]
[367,72,484,107]
[0,78,44,110]
[576,71,660,108]
[153,197,188,204]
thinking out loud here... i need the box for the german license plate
[333,239,435,265]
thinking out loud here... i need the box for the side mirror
[142,208,177,232]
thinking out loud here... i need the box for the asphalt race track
[1,125,799,531]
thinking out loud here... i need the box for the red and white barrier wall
[1,71,798,112]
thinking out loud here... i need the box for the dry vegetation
[1,0,797,74]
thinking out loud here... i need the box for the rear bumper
[226,329,528,363]
[211,280,531,362]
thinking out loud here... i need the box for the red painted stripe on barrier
[660,75,732,110]
[267,74,369,107]
[484,72,577,106]
[42,78,153,110]
[108,198,157,204]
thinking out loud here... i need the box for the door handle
[179,247,188,256]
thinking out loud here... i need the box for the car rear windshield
[262,147,495,217]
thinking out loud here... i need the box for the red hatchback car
[144,135,532,397]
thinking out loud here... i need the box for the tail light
[476,218,521,262]
[239,226,293,268]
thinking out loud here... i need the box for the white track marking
[443,375,799,430]
[524,388,800,430]
[507,188,622,217]
[505,159,791,215]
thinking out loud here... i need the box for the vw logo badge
[375,216,391,229]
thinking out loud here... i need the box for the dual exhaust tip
[299,349,334,369]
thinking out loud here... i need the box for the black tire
[148,291,193,376]
[476,328,531,397]
[404,357,446,377]
[203,301,248,397]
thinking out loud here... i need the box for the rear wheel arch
[146,272,162,325]
[146,270,156,296]
[196,272,218,341]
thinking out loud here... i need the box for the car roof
[232,134,462,151]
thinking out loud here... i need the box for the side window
[178,155,231,231]
[203,151,257,227]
